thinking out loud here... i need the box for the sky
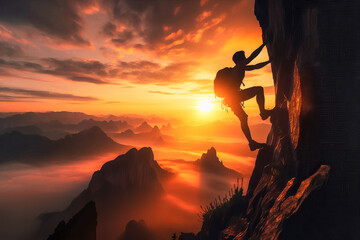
[0,0,274,124]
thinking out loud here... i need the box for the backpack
[214,67,237,98]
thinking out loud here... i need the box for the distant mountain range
[0,111,171,130]
[0,126,130,164]
[114,125,172,146]
[36,147,173,240]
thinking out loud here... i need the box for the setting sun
[199,100,213,112]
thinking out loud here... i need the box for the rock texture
[250,0,359,239]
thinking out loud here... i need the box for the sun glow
[199,100,213,112]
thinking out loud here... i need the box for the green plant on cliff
[198,178,248,239]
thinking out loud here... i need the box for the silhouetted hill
[0,111,95,128]
[0,126,129,164]
[36,147,171,240]
[47,201,97,240]
[194,147,241,179]
[118,129,136,138]
[119,220,156,240]
[134,121,152,133]
[0,125,43,135]
[160,123,174,133]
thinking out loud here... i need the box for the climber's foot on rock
[249,140,267,151]
[260,109,271,120]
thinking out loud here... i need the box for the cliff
[198,0,360,239]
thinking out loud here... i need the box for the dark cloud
[118,60,160,70]
[111,31,134,46]
[68,76,108,84]
[0,86,99,101]
[0,56,197,85]
[0,58,110,84]
[148,90,175,95]
[0,94,37,102]
[43,58,109,76]
[0,41,24,57]
[117,61,197,85]
[0,0,94,46]
[102,22,117,37]
[101,22,134,46]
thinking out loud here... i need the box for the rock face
[47,201,97,240]
[36,147,170,240]
[200,1,360,239]
[249,0,359,239]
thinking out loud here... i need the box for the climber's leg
[239,87,271,120]
[224,96,265,151]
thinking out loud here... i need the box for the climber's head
[232,51,246,64]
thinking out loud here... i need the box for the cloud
[0,41,24,57]
[0,0,95,46]
[117,60,197,85]
[0,58,111,84]
[148,90,175,95]
[0,56,198,85]
[101,22,134,47]
[0,86,99,101]
[99,0,250,56]
[118,60,160,70]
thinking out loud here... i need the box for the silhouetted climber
[214,43,271,151]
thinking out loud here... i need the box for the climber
[214,43,272,151]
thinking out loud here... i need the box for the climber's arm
[245,60,271,71]
[245,43,266,64]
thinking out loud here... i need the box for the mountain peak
[198,147,220,165]
[88,147,162,195]
[195,147,241,178]
[135,121,152,133]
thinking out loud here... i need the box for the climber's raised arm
[245,60,271,71]
[245,43,266,65]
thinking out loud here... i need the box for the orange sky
[0,0,274,124]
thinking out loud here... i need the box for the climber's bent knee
[233,107,248,122]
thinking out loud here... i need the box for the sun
[199,100,213,113]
